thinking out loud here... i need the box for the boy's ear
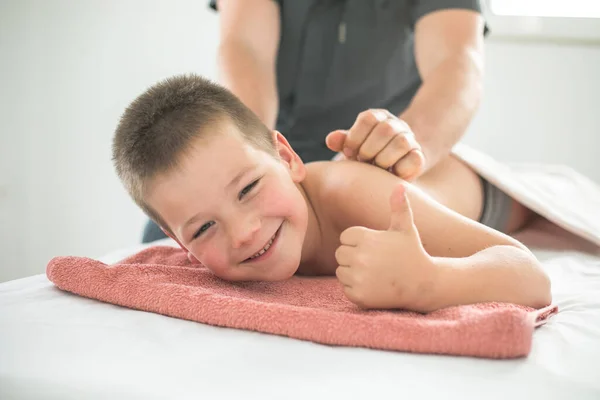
[273,130,306,182]
[160,227,201,264]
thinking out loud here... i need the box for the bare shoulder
[304,160,398,231]
[303,160,524,258]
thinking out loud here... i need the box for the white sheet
[1,238,600,400]
[452,143,600,247]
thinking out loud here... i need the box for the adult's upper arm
[410,1,486,80]
[211,0,280,65]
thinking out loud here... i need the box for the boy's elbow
[524,262,552,309]
[533,271,552,309]
[512,245,552,309]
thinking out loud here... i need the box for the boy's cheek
[261,186,302,216]
[200,251,231,273]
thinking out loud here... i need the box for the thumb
[326,130,348,153]
[388,183,415,232]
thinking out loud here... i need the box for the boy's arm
[431,246,550,311]
[323,161,551,312]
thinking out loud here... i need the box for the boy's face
[147,123,308,281]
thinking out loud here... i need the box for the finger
[356,119,398,162]
[366,108,398,121]
[335,266,353,287]
[342,286,368,309]
[331,152,346,161]
[339,226,370,246]
[344,110,387,159]
[392,149,425,181]
[388,183,415,232]
[372,132,416,170]
[334,244,356,266]
[325,130,348,153]
[379,109,414,133]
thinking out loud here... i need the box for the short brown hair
[112,74,275,231]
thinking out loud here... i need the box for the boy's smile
[146,122,311,281]
[242,223,282,263]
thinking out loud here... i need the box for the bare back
[297,154,527,275]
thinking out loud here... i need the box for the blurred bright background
[1,0,599,282]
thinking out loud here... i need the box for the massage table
[2,144,600,399]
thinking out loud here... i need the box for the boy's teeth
[249,233,276,260]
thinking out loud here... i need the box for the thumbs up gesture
[334,184,440,312]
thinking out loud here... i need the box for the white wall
[0,0,219,282]
[463,40,600,177]
[0,0,599,282]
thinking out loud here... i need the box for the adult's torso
[275,0,422,162]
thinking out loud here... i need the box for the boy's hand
[326,109,425,181]
[334,184,439,312]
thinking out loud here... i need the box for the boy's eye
[193,221,215,240]
[239,179,260,200]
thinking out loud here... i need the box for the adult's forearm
[217,40,279,130]
[400,49,484,172]
[429,245,552,312]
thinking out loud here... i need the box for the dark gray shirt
[210,0,486,162]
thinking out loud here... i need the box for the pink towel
[46,245,557,359]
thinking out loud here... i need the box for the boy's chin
[262,263,300,282]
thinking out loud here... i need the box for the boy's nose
[229,216,261,249]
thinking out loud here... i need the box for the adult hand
[326,109,425,181]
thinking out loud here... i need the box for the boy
[112,74,551,313]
